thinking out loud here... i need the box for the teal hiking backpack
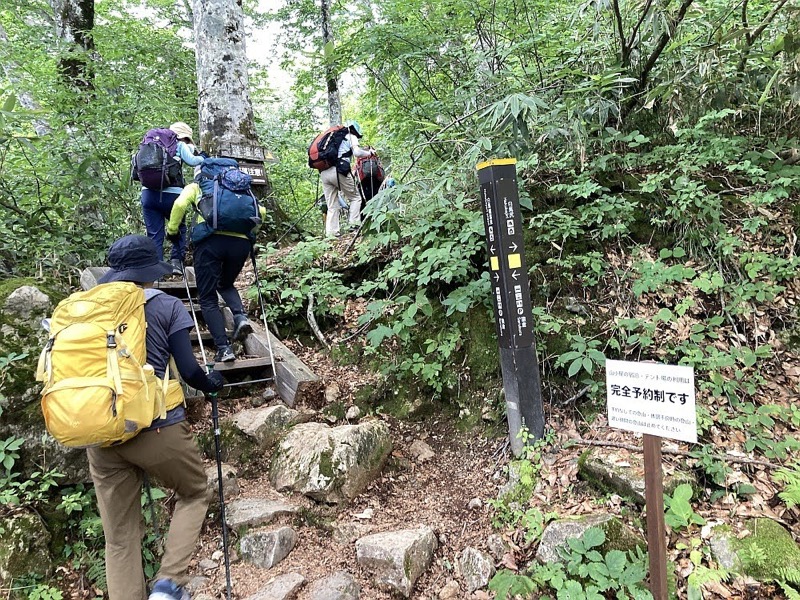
[193,158,262,244]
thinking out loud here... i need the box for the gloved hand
[166,232,181,244]
[206,370,225,393]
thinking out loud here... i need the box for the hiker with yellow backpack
[38,234,224,600]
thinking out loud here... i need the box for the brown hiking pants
[87,421,208,600]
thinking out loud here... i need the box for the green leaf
[583,527,606,548]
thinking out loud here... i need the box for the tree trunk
[192,0,259,156]
[321,0,342,126]
[191,0,287,230]
[50,0,94,89]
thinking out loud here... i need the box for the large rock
[536,513,643,564]
[205,463,240,505]
[578,448,695,505]
[225,498,298,530]
[270,420,392,504]
[4,286,50,322]
[244,572,306,600]
[0,509,53,582]
[355,526,438,597]
[459,547,495,592]
[307,571,361,600]
[231,405,306,450]
[239,526,297,569]
[711,519,800,581]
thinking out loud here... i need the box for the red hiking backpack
[308,126,350,171]
[355,150,384,183]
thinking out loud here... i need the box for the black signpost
[477,158,544,455]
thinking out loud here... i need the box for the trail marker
[477,158,544,456]
[606,359,696,599]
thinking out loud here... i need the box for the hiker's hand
[166,232,181,244]
[206,370,225,393]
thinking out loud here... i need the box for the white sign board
[606,360,697,443]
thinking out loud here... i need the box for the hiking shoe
[170,259,183,275]
[149,578,190,600]
[233,316,253,342]
[214,345,235,363]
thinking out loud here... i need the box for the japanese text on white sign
[606,359,697,443]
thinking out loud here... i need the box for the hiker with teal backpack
[38,234,225,600]
[308,120,375,237]
[132,122,206,274]
[166,158,266,363]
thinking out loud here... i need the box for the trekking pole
[275,199,319,246]
[249,249,277,381]
[208,365,233,600]
[179,259,232,600]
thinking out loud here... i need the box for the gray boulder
[0,509,53,582]
[355,526,437,597]
[243,572,306,600]
[459,547,495,592]
[239,526,297,569]
[536,513,643,564]
[307,571,361,600]
[4,286,50,322]
[205,463,240,505]
[231,405,306,450]
[225,498,298,530]
[270,420,392,504]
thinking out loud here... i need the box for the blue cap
[97,235,174,284]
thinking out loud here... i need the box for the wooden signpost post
[606,359,697,599]
[477,159,544,456]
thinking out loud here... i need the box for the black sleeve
[168,328,216,393]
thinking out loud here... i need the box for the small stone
[307,571,360,600]
[186,576,209,594]
[486,534,506,561]
[243,572,306,600]
[438,580,460,599]
[262,388,277,401]
[409,439,435,463]
[345,406,361,421]
[459,547,495,592]
[468,498,482,510]
[211,550,224,562]
[198,558,218,572]
[251,395,266,408]
[325,383,340,403]
[240,526,297,569]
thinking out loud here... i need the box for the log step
[210,357,273,374]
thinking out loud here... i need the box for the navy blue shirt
[142,290,194,430]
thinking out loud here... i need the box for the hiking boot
[232,316,253,342]
[170,259,183,275]
[214,345,235,363]
[149,579,190,600]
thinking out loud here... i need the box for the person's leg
[141,189,166,261]
[341,174,362,227]
[158,192,183,262]
[216,237,250,319]
[321,169,341,237]
[87,447,147,600]
[193,238,228,349]
[116,423,208,588]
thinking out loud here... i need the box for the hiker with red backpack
[38,234,225,600]
[308,120,376,237]
[353,146,385,221]
[166,158,266,363]
[132,122,205,275]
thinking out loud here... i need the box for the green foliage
[489,527,653,600]
[773,468,800,510]
[664,484,706,531]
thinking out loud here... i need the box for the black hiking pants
[194,234,250,348]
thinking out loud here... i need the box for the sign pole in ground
[643,434,667,600]
[606,359,696,600]
[477,159,545,456]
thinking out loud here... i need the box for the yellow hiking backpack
[37,282,184,448]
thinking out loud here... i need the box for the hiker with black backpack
[132,122,206,275]
[166,158,266,363]
[39,234,225,600]
[308,120,376,237]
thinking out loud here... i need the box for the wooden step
[153,279,198,300]
[189,331,214,343]
[211,356,273,374]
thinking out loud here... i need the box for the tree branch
[737,0,790,73]
[611,0,629,67]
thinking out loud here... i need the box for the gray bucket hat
[97,235,174,284]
